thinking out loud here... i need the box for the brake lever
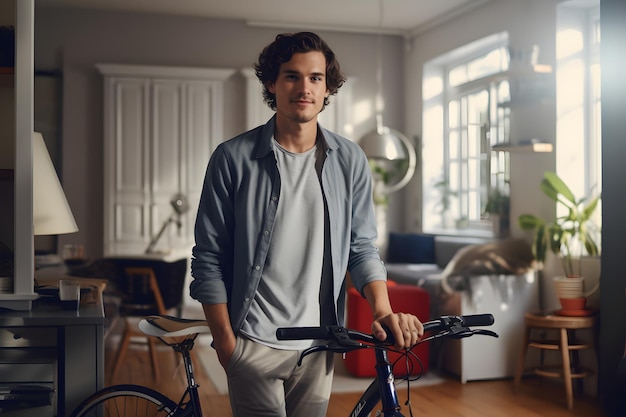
[296,329,363,363]
[473,329,499,338]
[297,341,366,365]
[448,328,500,339]
[298,345,327,365]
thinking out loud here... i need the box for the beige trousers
[226,335,334,417]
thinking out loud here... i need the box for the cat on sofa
[439,238,536,294]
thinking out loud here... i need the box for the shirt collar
[254,114,338,159]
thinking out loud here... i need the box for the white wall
[33,6,406,259]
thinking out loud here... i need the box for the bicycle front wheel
[70,384,179,417]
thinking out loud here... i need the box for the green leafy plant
[434,178,456,214]
[484,188,510,217]
[518,171,600,277]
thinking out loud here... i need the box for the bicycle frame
[348,348,404,417]
[167,337,203,416]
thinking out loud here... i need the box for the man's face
[268,51,329,124]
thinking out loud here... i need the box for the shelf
[492,142,553,153]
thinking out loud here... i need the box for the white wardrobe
[97,64,234,257]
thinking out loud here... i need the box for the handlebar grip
[276,326,331,340]
[461,314,494,327]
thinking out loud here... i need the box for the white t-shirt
[241,139,325,349]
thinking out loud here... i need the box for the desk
[0,289,105,416]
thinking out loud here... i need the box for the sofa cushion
[387,233,436,264]
[433,235,492,268]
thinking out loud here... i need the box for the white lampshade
[33,132,78,235]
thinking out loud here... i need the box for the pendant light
[357,0,416,194]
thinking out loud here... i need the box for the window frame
[422,32,510,236]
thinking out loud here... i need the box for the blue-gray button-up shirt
[190,116,386,332]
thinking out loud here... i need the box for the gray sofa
[384,233,492,287]
[383,232,541,383]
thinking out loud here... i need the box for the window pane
[496,80,510,104]
[449,64,467,87]
[468,190,479,220]
[449,162,459,191]
[468,126,479,158]
[468,159,479,188]
[449,130,459,160]
[448,100,459,128]
[467,49,505,80]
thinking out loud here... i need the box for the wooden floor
[104,318,607,417]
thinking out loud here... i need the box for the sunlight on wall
[352,98,374,128]
[556,29,584,59]
[556,58,586,199]
[423,76,443,100]
[421,103,444,231]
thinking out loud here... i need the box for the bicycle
[276,313,498,417]
[70,315,211,417]
[70,313,497,417]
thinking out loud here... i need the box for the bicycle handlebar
[276,314,497,349]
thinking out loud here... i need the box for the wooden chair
[111,267,167,381]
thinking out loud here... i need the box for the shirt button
[264,230,269,235]
[245,297,250,302]
[272,196,277,201]
[255,265,261,270]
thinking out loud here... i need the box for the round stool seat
[514,311,598,410]
[524,311,596,329]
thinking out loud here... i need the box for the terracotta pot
[559,297,586,311]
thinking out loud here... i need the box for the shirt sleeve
[190,144,234,305]
[346,146,387,294]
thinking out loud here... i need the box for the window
[422,33,510,235]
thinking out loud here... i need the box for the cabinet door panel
[115,202,145,243]
[108,78,150,253]
[151,80,182,250]
[183,81,215,245]
[152,80,181,194]
[116,79,147,193]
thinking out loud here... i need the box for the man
[190,31,423,417]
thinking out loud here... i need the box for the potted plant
[434,177,456,228]
[484,188,511,237]
[518,171,601,312]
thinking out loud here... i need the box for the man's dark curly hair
[254,32,346,111]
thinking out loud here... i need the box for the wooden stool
[514,311,598,410]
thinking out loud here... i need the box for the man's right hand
[202,303,237,370]
[213,333,237,369]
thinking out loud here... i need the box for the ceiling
[36,0,494,36]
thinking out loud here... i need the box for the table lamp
[33,131,78,236]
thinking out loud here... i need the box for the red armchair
[343,281,430,377]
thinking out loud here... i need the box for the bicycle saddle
[138,315,211,338]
